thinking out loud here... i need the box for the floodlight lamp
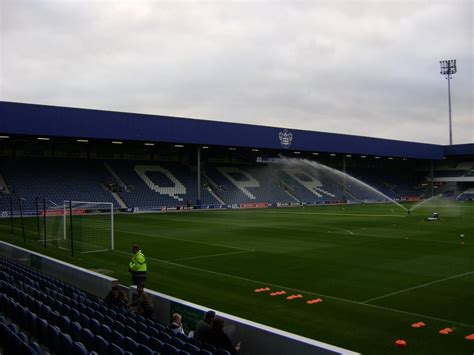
[439,59,457,76]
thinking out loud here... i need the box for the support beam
[197,146,201,205]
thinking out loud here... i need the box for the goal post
[39,200,114,254]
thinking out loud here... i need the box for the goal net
[39,200,114,254]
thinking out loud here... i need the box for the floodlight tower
[439,59,457,145]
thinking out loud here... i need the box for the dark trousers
[131,271,147,286]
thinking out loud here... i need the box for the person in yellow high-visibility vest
[129,244,147,286]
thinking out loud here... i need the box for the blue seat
[100,323,112,341]
[137,344,155,355]
[135,314,146,323]
[72,341,88,355]
[60,332,74,354]
[10,333,24,355]
[38,318,49,345]
[115,313,126,323]
[17,329,28,343]
[95,335,109,355]
[136,321,148,333]
[47,324,61,353]
[94,312,104,324]
[111,330,124,347]
[199,350,213,355]
[103,315,115,328]
[85,306,95,318]
[60,315,71,333]
[179,351,191,355]
[171,337,186,350]
[188,338,202,348]
[125,325,137,339]
[201,343,217,353]
[125,318,137,328]
[80,313,90,330]
[145,319,155,328]
[109,342,126,355]
[176,332,188,342]
[149,336,164,353]
[30,341,45,355]
[48,310,61,328]
[124,336,139,353]
[0,322,11,348]
[184,342,200,355]
[16,304,27,330]
[70,321,82,342]
[148,326,160,339]
[137,330,150,345]
[159,331,172,344]
[163,343,180,355]
[80,327,95,351]
[6,298,17,318]
[90,318,101,334]
[114,321,125,335]
[28,311,39,339]
[70,308,81,322]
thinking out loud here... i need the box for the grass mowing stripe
[331,230,465,245]
[362,270,474,303]
[166,250,255,262]
[231,210,407,218]
[114,228,254,251]
[113,249,474,329]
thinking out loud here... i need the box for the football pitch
[1,202,474,354]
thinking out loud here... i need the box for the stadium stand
[0,255,234,355]
[108,162,220,208]
[0,158,432,212]
[0,160,120,211]
[457,188,474,201]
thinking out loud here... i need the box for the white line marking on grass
[362,270,474,304]
[113,249,474,329]
[166,250,255,262]
[114,229,254,252]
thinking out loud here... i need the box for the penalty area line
[362,270,474,304]
[114,228,254,252]
[166,250,255,262]
[113,249,474,329]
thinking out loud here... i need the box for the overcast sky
[1,0,472,144]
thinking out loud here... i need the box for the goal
[40,200,114,254]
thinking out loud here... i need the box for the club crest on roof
[279,129,293,149]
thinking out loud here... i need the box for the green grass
[1,202,474,354]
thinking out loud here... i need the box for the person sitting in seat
[169,313,186,336]
[128,284,154,318]
[204,318,240,354]
[105,286,128,308]
[194,310,215,341]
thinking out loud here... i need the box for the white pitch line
[113,249,474,329]
[362,270,474,304]
[114,228,254,252]
[167,250,255,262]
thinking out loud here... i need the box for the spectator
[105,286,127,308]
[204,318,240,354]
[194,310,215,341]
[129,244,147,286]
[128,284,154,318]
[169,313,186,336]
[118,289,129,306]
